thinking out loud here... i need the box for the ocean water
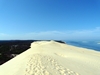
[64,41,100,51]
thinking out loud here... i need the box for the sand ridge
[0,41,100,75]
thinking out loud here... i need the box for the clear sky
[0,0,100,40]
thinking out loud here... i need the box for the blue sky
[0,0,100,40]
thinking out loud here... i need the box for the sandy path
[24,54,79,75]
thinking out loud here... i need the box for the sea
[64,40,100,52]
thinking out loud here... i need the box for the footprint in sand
[24,54,80,75]
[55,53,68,58]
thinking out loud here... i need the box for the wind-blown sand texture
[0,41,100,75]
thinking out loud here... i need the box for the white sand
[0,41,100,75]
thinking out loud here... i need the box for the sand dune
[0,41,100,75]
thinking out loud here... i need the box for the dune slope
[0,41,100,75]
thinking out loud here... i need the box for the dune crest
[0,41,100,75]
